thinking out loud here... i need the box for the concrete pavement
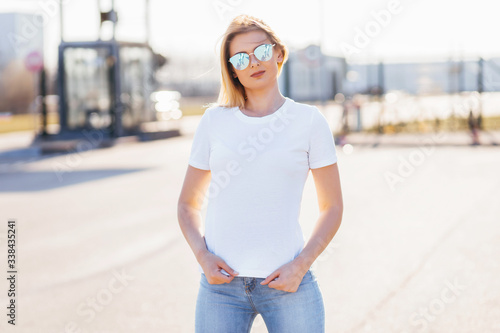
[0,118,499,332]
[342,130,500,147]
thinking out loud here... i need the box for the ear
[276,50,283,63]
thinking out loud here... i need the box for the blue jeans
[195,269,325,333]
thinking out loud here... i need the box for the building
[279,44,347,102]
[343,58,500,96]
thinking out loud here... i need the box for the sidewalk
[0,130,40,157]
[340,130,500,147]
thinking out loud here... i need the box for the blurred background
[1,0,500,140]
[0,0,499,332]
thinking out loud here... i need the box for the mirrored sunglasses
[228,43,276,71]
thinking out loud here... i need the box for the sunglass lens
[255,44,273,61]
[230,53,249,70]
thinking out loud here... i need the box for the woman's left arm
[261,162,343,291]
[294,162,343,272]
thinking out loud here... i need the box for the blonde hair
[214,15,288,109]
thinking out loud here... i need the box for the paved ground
[0,118,499,332]
[343,130,500,147]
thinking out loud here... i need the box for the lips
[251,70,265,77]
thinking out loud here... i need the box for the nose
[249,53,260,67]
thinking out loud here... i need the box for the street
[0,120,499,333]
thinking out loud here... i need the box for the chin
[245,74,277,88]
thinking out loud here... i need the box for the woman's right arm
[177,165,239,284]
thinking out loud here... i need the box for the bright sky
[1,0,499,70]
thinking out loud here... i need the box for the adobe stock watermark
[8,0,74,55]
[52,128,109,182]
[383,131,446,191]
[339,0,403,59]
[64,268,135,333]
[212,0,245,21]
[408,277,466,331]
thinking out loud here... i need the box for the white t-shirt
[188,97,338,278]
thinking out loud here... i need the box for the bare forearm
[295,206,343,271]
[177,204,209,262]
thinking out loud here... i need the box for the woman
[177,14,343,333]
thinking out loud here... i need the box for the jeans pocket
[200,273,210,286]
[299,270,313,285]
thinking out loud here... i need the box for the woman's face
[228,29,283,91]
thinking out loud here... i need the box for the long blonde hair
[215,15,288,109]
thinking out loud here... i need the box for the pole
[377,61,385,134]
[477,57,484,94]
[283,55,291,98]
[59,1,64,42]
[111,0,116,41]
[477,57,484,129]
[145,0,150,44]
[459,56,465,93]
[318,0,326,105]
[378,61,384,96]
[40,67,47,136]
[97,0,101,40]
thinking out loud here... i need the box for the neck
[242,82,286,116]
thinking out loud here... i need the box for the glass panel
[119,46,155,129]
[63,47,113,130]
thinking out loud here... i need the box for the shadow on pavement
[0,168,148,192]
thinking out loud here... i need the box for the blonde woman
[178,14,343,333]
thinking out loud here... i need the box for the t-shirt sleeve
[188,109,212,170]
[308,107,338,169]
